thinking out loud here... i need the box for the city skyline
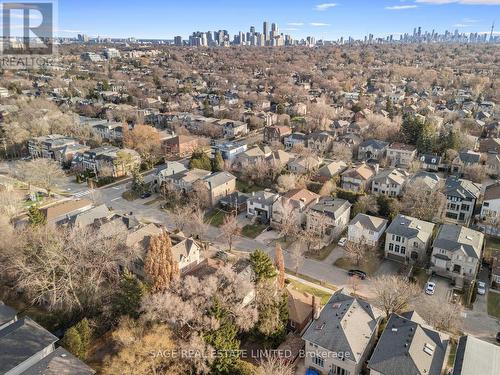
[54,0,500,40]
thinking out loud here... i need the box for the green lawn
[285,269,337,291]
[205,209,229,227]
[236,180,263,193]
[305,242,336,261]
[447,339,458,367]
[334,251,382,276]
[287,279,333,305]
[241,223,267,239]
[487,290,500,319]
[122,190,139,201]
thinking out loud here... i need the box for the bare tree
[415,298,463,334]
[275,243,285,289]
[372,275,421,318]
[463,164,487,184]
[352,194,379,216]
[401,180,446,222]
[219,214,241,252]
[144,231,179,293]
[15,159,65,196]
[0,184,23,220]
[344,239,373,266]
[331,142,353,163]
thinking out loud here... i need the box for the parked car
[338,237,347,247]
[347,269,367,280]
[496,332,500,343]
[140,192,152,199]
[477,281,486,295]
[425,281,436,295]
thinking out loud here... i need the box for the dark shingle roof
[21,347,95,375]
[368,313,448,375]
[0,318,58,374]
[0,301,16,327]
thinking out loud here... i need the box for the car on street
[477,281,486,295]
[347,269,367,280]
[496,332,500,343]
[425,281,436,295]
[338,237,347,247]
[140,192,152,199]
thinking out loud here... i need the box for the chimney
[312,295,320,320]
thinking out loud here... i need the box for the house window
[401,246,406,255]
[413,242,418,248]
[395,235,401,242]
[389,243,394,251]
[395,245,400,253]
[484,202,490,207]
[312,355,324,368]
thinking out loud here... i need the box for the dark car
[496,332,500,343]
[215,250,229,261]
[348,269,367,280]
[140,192,152,199]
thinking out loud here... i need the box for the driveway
[473,267,490,314]
[373,259,402,277]
[425,275,453,303]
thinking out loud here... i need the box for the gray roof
[458,150,481,165]
[368,313,448,375]
[444,177,481,200]
[372,168,409,185]
[302,291,381,363]
[0,301,16,327]
[359,139,389,150]
[310,197,351,220]
[349,213,388,233]
[452,335,500,375]
[204,171,236,188]
[410,172,440,190]
[433,224,484,259]
[386,214,435,243]
[420,154,442,165]
[0,318,58,374]
[68,204,110,227]
[247,191,279,206]
[21,347,95,375]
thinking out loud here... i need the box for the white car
[477,281,486,295]
[338,237,347,247]
[425,281,436,295]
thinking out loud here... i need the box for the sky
[7,0,500,40]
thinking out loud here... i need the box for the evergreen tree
[131,168,145,195]
[112,270,147,319]
[144,232,179,293]
[377,195,401,220]
[189,149,212,171]
[62,318,92,360]
[250,249,277,282]
[212,150,224,172]
[416,121,435,154]
[28,205,46,226]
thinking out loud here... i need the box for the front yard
[487,290,500,319]
[241,223,267,239]
[333,250,383,276]
[484,236,500,262]
[305,242,336,261]
[205,209,229,227]
[287,279,333,305]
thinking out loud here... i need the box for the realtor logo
[1,2,54,55]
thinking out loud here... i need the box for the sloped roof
[302,291,381,363]
[373,168,409,185]
[342,164,374,181]
[484,182,500,201]
[386,214,434,243]
[286,286,314,325]
[452,335,500,375]
[433,224,483,259]
[43,199,93,222]
[68,204,110,227]
[0,301,16,327]
[368,313,448,375]
[21,347,95,375]
[444,177,481,200]
[350,213,388,233]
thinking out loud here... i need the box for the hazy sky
[9,0,500,40]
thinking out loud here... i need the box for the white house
[348,213,388,246]
[371,168,409,197]
[246,190,280,224]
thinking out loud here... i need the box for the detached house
[306,132,334,154]
[271,188,320,229]
[204,171,237,206]
[287,155,322,174]
[284,132,306,150]
[348,213,388,246]
[306,197,351,246]
[386,143,417,167]
[368,312,449,375]
[451,335,500,375]
[72,146,141,178]
[302,291,382,375]
[419,154,443,172]
[341,164,376,192]
[316,160,348,182]
[371,168,409,197]
[220,120,248,138]
[357,139,389,161]
[384,214,435,264]
[263,125,292,144]
[430,224,484,287]
[444,177,481,226]
[451,150,482,175]
[246,190,280,224]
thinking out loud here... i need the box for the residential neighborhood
[0,3,499,374]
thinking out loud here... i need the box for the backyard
[287,279,333,305]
